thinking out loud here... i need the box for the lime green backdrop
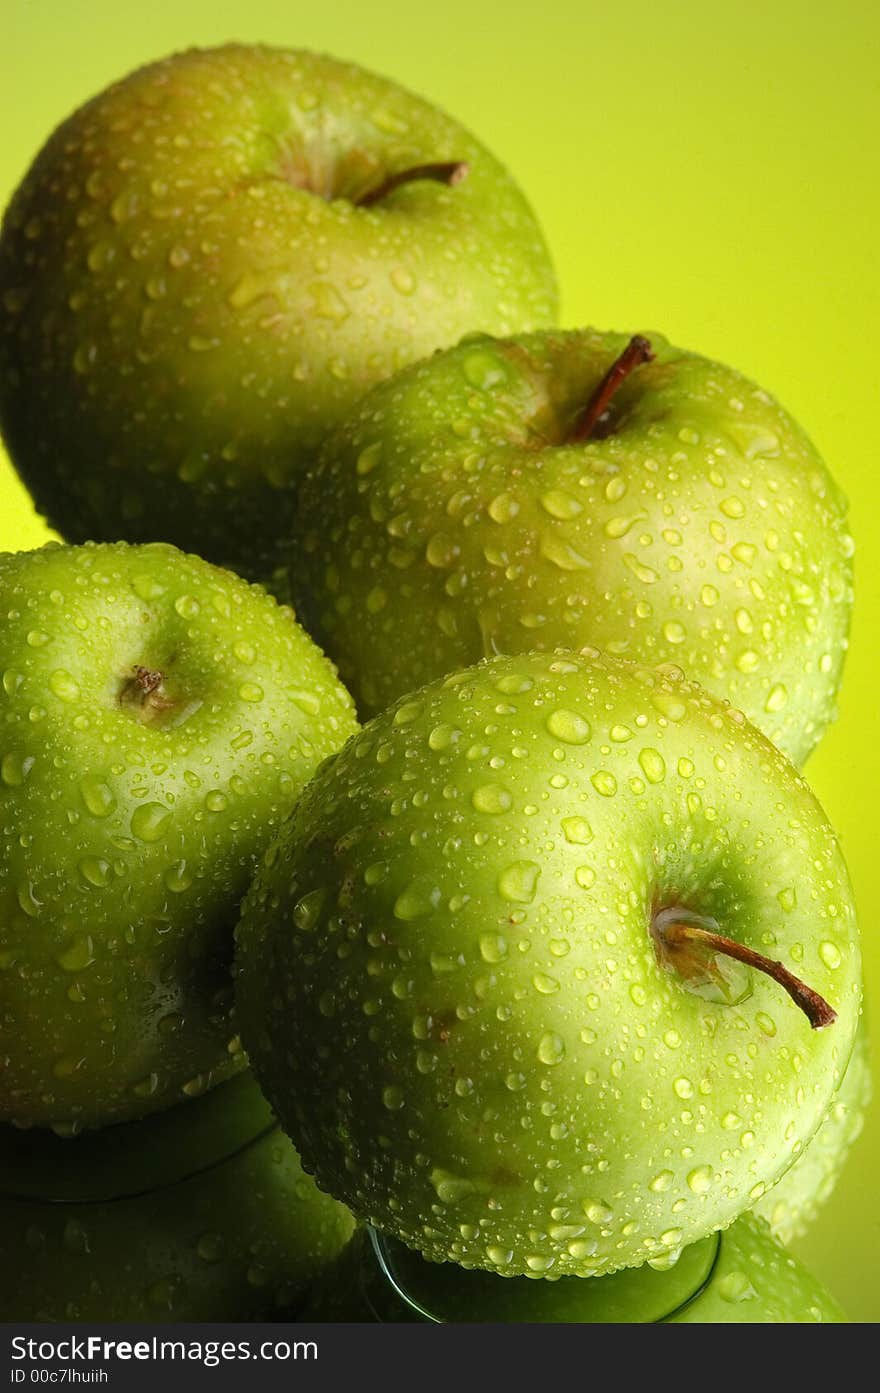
[2,0,878,1319]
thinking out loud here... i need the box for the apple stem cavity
[570,335,655,443]
[119,664,174,722]
[359,161,470,208]
[652,907,837,1030]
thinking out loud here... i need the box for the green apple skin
[0,541,358,1132]
[755,1019,871,1244]
[235,650,860,1280]
[0,1072,355,1321]
[295,329,852,766]
[0,45,557,582]
[305,1214,844,1322]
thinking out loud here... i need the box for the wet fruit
[0,1072,355,1320]
[0,45,557,581]
[305,1213,845,1322]
[235,649,860,1278]
[0,540,357,1131]
[755,1020,871,1243]
[296,329,852,764]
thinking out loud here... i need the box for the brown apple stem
[359,161,470,207]
[570,335,655,443]
[655,915,836,1030]
[119,664,174,719]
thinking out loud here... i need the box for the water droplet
[431,1169,480,1203]
[819,941,841,970]
[718,1271,758,1304]
[687,1165,713,1194]
[575,866,596,889]
[80,777,116,818]
[649,1170,673,1192]
[546,709,591,744]
[777,887,797,912]
[390,266,415,295]
[131,802,171,842]
[462,348,507,391]
[174,594,200,619]
[78,857,112,888]
[736,650,760,673]
[205,790,228,812]
[394,879,441,920]
[1,752,35,786]
[293,889,325,930]
[561,816,593,845]
[498,860,541,903]
[540,490,583,520]
[582,1199,613,1224]
[49,670,80,703]
[652,691,687,722]
[662,621,686,644]
[164,861,192,894]
[472,784,513,814]
[623,553,658,584]
[486,1245,513,1266]
[638,748,666,784]
[764,684,788,712]
[238,682,263,703]
[533,972,560,995]
[479,933,508,963]
[605,514,645,539]
[700,584,719,607]
[674,1076,694,1099]
[488,492,519,524]
[590,770,617,797]
[721,496,745,518]
[393,700,423,727]
[537,1032,566,1065]
[382,1085,405,1110]
[56,935,95,972]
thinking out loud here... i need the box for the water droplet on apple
[49,669,80,703]
[537,1032,565,1065]
[819,941,841,969]
[196,1232,226,1263]
[638,748,666,783]
[131,802,171,842]
[540,490,582,520]
[546,709,591,744]
[590,770,617,797]
[561,816,593,845]
[479,932,508,963]
[764,683,788,712]
[472,784,513,814]
[1,752,34,786]
[498,860,540,903]
[582,1198,613,1224]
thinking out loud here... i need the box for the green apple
[0,540,357,1132]
[754,1020,871,1244]
[305,1214,844,1322]
[295,329,852,765]
[0,1071,355,1320]
[0,44,557,582]
[235,649,860,1279]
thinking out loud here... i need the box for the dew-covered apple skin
[0,1073,356,1320]
[0,45,557,581]
[305,1212,845,1322]
[755,1019,871,1244]
[297,330,852,765]
[235,650,860,1279]
[0,541,358,1131]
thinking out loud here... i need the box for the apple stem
[654,912,836,1029]
[359,161,470,208]
[570,335,655,443]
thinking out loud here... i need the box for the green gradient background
[1,0,878,1319]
